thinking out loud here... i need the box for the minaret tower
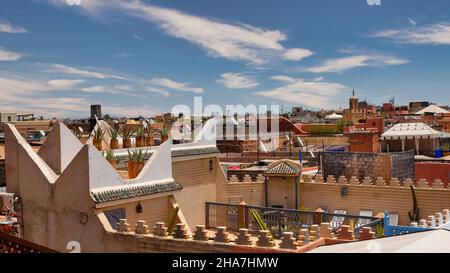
[349,89,359,110]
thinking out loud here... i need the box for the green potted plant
[109,127,120,150]
[104,150,116,168]
[93,128,105,151]
[121,127,134,149]
[160,127,169,144]
[135,126,145,148]
[145,126,154,147]
[127,148,148,179]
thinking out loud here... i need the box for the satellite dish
[40,130,46,137]
[78,127,84,133]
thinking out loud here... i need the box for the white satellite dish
[78,127,84,133]
[40,130,46,137]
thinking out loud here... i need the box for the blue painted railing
[383,211,431,237]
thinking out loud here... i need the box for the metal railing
[246,205,315,238]
[321,212,380,234]
[205,202,381,239]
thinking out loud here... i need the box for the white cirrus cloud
[51,64,126,80]
[0,21,27,34]
[150,77,203,94]
[373,22,450,45]
[48,79,85,89]
[82,85,137,94]
[146,87,171,98]
[255,76,347,109]
[0,76,83,96]
[282,48,314,61]
[304,53,409,73]
[52,0,312,65]
[270,75,297,83]
[217,73,259,89]
[81,86,113,93]
[111,52,134,58]
[0,47,23,61]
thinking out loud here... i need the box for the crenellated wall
[222,175,450,226]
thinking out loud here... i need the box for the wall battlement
[306,174,448,189]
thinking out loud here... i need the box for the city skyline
[1,0,450,118]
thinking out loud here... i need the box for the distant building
[90,104,102,119]
[381,123,442,156]
[0,113,17,129]
[409,101,430,114]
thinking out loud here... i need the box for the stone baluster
[279,232,297,249]
[235,228,252,246]
[337,225,355,241]
[309,225,320,242]
[362,177,373,186]
[243,175,252,183]
[256,230,274,247]
[314,175,324,183]
[427,216,436,228]
[436,212,444,226]
[193,225,208,241]
[432,180,444,189]
[256,174,264,182]
[403,178,414,187]
[229,175,239,183]
[349,176,360,185]
[337,176,348,185]
[214,227,230,243]
[417,179,429,188]
[390,177,401,187]
[375,177,386,186]
[135,220,149,235]
[326,175,336,184]
[174,223,189,239]
[359,227,375,240]
[297,229,309,247]
[419,219,428,228]
[319,223,334,239]
[444,209,450,224]
[117,219,131,233]
[153,222,168,237]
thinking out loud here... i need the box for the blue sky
[0,0,450,118]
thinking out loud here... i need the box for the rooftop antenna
[352,89,355,97]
